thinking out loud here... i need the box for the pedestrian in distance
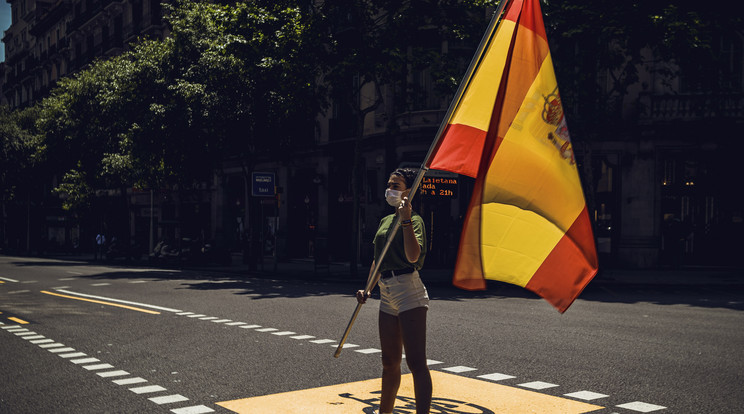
[94,232,106,260]
[356,167,432,414]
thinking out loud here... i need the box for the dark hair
[390,168,418,189]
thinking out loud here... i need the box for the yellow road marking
[41,291,160,315]
[217,370,603,414]
[7,317,29,324]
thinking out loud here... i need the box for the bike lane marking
[216,370,603,414]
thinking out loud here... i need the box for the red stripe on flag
[519,0,547,41]
[524,207,598,313]
[428,123,487,178]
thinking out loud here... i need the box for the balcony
[638,93,744,123]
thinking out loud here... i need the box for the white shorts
[378,270,429,316]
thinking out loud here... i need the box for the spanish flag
[426,0,598,312]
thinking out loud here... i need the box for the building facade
[2,1,743,270]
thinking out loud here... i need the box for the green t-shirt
[373,213,426,272]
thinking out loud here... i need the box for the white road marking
[38,343,66,349]
[616,401,667,412]
[290,335,315,340]
[170,405,215,414]
[129,385,167,394]
[443,366,478,373]
[98,370,131,378]
[91,283,111,286]
[53,289,181,312]
[0,277,19,282]
[59,352,87,358]
[71,357,100,364]
[211,319,232,323]
[187,314,207,318]
[129,280,148,284]
[59,277,77,280]
[22,335,45,340]
[177,312,195,316]
[271,331,296,336]
[330,343,358,348]
[355,348,382,354]
[564,390,609,401]
[198,317,219,321]
[48,347,76,353]
[478,372,516,381]
[309,339,335,344]
[83,364,115,371]
[239,324,262,329]
[8,290,31,294]
[149,394,189,405]
[225,322,247,326]
[113,377,148,385]
[519,381,559,390]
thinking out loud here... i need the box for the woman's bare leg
[379,310,403,413]
[399,307,431,414]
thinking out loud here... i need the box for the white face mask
[385,189,402,207]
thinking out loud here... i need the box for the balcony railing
[639,93,744,122]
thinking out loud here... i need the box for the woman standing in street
[357,167,432,414]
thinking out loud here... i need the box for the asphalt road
[1,255,742,413]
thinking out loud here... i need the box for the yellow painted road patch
[217,370,603,413]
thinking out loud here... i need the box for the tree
[0,106,42,250]
[316,0,499,273]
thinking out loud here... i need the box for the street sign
[252,172,276,197]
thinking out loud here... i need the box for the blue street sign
[252,172,276,197]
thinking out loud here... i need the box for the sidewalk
[8,251,744,288]
[182,254,744,288]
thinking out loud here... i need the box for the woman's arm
[399,196,421,263]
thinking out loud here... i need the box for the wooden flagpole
[334,0,514,358]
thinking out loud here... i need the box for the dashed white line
[271,331,296,336]
[187,314,207,318]
[70,357,100,365]
[426,360,444,366]
[564,390,609,401]
[39,343,65,349]
[478,373,515,381]
[129,385,168,394]
[83,363,115,371]
[113,377,148,385]
[198,317,219,321]
[290,335,315,340]
[225,322,247,326]
[48,347,76,353]
[255,328,278,332]
[355,348,381,354]
[170,405,215,414]
[0,277,19,282]
[59,352,87,359]
[91,283,111,286]
[616,401,667,412]
[443,366,477,373]
[211,319,232,323]
[149,394,190,405]
[177,312,195,316]
[239,324,262,329]
[22,335,45,340]
[519,381,559,390]
[98,370,131,378]
[309,339,335,344]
